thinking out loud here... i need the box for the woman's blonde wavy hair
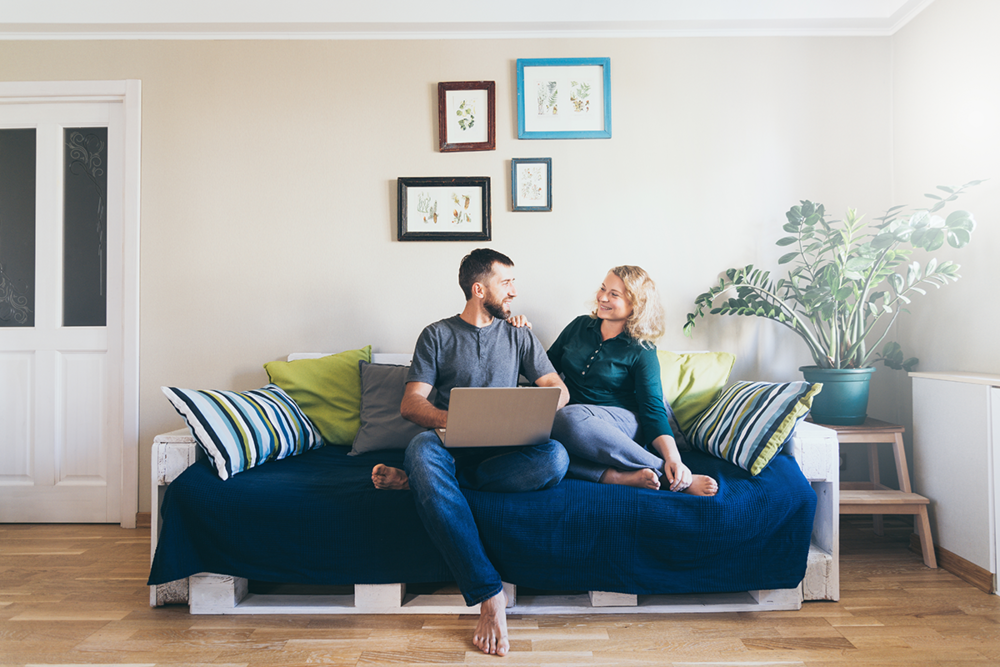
[591,265,665,347]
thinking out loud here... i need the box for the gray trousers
[550,404,666,483]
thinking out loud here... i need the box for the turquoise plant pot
[799,366,876,426]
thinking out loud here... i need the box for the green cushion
[657,350,736,433]
[264,346,372,445]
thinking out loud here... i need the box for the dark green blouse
[547,315,673,443]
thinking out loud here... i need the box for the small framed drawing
[511,158,552,212]
[517,57,611,140]
[397,177,491,242]
[438,81,496,152]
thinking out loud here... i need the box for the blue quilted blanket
[148,445,816,595]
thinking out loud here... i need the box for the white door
[0,100,125,523]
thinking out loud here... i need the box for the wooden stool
[829,418,937,568]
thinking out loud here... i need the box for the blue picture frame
[517,57,612,140]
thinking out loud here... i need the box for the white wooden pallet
[185,574,805,615]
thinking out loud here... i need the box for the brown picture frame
[438,81,496,152]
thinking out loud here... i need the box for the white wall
[883,0,1000,494]
[0,35,893,512]
[893,0,1000,375]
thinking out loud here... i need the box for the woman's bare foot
[683,474,718,496]
[473,590,509,656]
[600,468,661,490]
[371,464,409,490]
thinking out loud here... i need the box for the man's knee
[404,431,450,479]
[537,440,570,489]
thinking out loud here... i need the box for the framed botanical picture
[511,158,552,212]
[397,177,491,241]
[517,57,612,139]
[438,81,496,152]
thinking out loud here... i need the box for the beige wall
[0,35,894,512]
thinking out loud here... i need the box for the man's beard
[484,293,511,320]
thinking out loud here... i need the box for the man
[372,248,569,657]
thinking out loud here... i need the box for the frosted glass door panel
[63,127,108,327]
[0,128,36,328]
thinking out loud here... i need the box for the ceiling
[0,0,937,39]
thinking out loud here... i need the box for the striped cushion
[687,381,822,475]
[162,384,323,481]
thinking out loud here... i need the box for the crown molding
[0,21,916,41]
[0,1,937,40]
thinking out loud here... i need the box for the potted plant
[683,181,980,425]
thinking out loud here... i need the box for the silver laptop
[435,386,561,448]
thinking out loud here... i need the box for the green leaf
[871,232,896,249]
[947,229,971,247]
[845,256,875,272]
[925,229,946,251]
[936,185,955,193]
[778,251,799,265]
[910,210,932,228]
[946,209,976,231]
[776,236,798,247]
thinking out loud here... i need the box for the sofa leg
[588,590,638,607]
[151,579,189,607]
[502,582,516,608]
[189,574,249,614]
[355,583,406,610]
[750,586,802,609]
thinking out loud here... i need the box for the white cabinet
[911,372,1000,592]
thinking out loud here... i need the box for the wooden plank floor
[2,516,999,666]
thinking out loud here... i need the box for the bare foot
[371,464,409,490]
[473,590,509,656]
[600,468,661,490]
[683,474,718,496]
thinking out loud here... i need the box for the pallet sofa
[148,351,840,615]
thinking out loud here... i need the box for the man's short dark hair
[458,248,514,300]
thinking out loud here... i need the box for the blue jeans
[403,430,569,606]
[551,404,665,483]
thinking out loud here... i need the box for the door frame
[0,80,141,528]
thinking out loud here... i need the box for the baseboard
[136,512,151,528]
[910,533,994,593]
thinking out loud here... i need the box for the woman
[546,266,717,495]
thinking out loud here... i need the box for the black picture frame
[397,177,491,241]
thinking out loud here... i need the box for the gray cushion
[664,398,692,452]
[349,361,432,455]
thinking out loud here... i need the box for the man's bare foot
[600,468,661,490]
[371,464,409,490]
[683,474,718,496]
[473,590,509,656]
